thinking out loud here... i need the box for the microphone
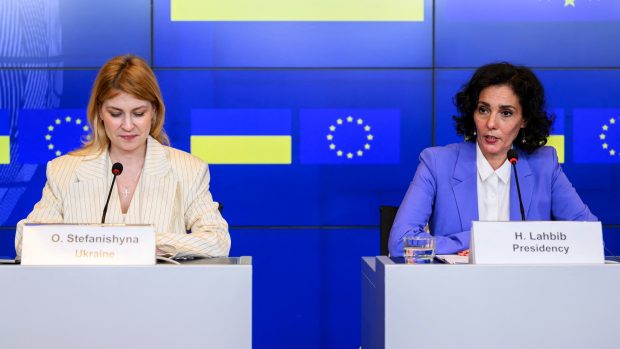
[507,149,525,221]
[101,162,123,224]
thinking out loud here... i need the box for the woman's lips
[119,135,137,141]
[483,135,499,145]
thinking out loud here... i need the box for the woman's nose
[486,114,497,129]
[121,116,133,129]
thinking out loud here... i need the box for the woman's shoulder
[162,145,207,173]
[47,153,85,171]
[523,145,558,163]
[420,142,472,161]
[43,153,91,185]
[520,146,560,176]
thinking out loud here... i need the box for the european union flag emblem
[299,109,400,164]
[18,109,90,163]
[573,109,620,164]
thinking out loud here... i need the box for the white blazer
[15,137,230,258]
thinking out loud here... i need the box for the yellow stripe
[547,135,564,164]
[191,136,291,164]
[171,0,424,22]
[0,136,9,164]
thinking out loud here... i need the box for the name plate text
[470,221,603,264]
[21,224,156,265]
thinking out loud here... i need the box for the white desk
[0,257,252,349]
[362,256,620,349]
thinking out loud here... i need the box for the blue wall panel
[0,0,150,68]
[229,228,377,349]
[2,1,620,349]
[603,228,620,256]
[435,0,620,68]
[153,0,433,68]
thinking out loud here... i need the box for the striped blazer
[15,137,230,258]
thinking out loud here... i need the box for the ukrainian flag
[191,109,292,165]
[0,110,9,164]
[171,0,424,22]
[547,109,565,164]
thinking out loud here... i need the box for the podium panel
[0,257,251,349]
[362,256,620,349]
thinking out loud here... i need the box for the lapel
[509,150,534,221]
[124,137,178,225]
[451,143,479,231]
[70,150,118,223]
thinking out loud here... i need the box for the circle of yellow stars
[45,116,91,157]
[600,117,616,157]
[326,115,373,159]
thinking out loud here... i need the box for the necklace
[119,167,143,199]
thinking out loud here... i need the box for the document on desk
[435,254,469,264]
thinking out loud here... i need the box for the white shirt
[476,143,511,221]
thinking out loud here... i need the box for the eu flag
[18,109,90,163]
[573,109,620,164]
[299,109,400,164]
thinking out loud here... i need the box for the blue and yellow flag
[18,109,90,163]
[171,0,424,22]
[191,109,292,164]
[299,109,400,164]
[547,109,565,164]
[573,108,620,164]
[0,110,9,164]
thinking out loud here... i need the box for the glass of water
[402,236,435,264]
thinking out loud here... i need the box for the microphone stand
[508,150,526,221]
[101,174,118,224]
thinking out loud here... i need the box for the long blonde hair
[73,55,169,155]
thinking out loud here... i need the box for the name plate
[21,224,156,265]
[470,221,604,264]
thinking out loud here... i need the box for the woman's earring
[473,130,477,136]
[521,133,526,144]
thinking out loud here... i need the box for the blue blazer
[388,142,598,255]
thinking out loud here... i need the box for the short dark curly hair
[453,62,553,153]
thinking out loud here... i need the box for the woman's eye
[501,110,513,117]
[478,106,488,114]
[110,113,121,117]
[134,113,144,117]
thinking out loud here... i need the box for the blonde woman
[15,55,230,259]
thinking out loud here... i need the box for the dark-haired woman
[388,62,597,256]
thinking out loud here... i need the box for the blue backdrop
[1,1,619,348]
